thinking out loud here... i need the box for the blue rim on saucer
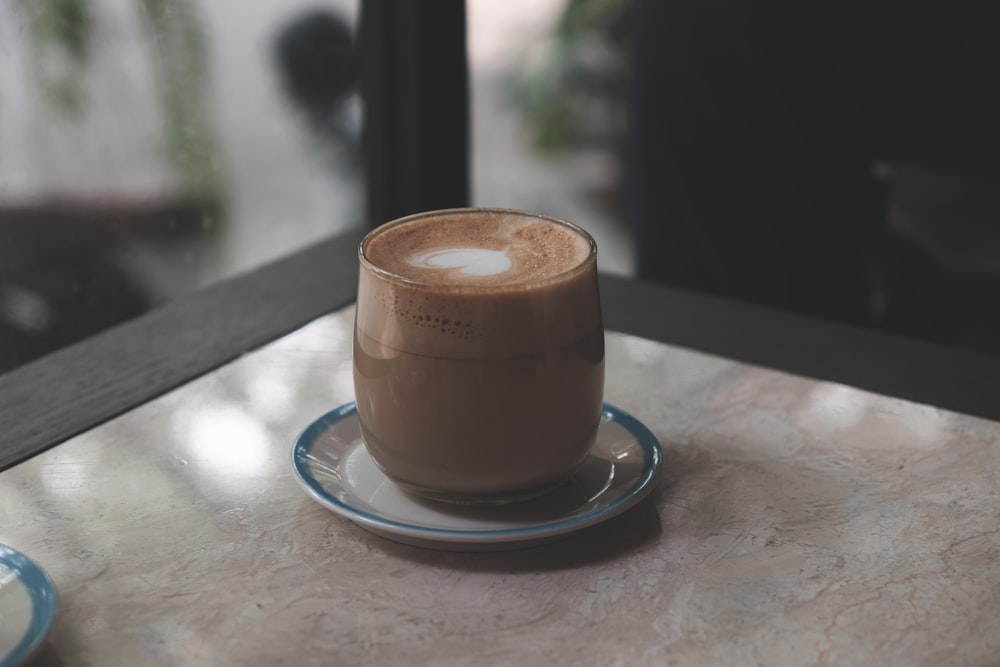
[0,545,56,667]
[291,402,662,549]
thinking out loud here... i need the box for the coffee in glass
[353,208,604,503]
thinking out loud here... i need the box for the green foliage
[12,0,227,222]
[17,0,93,114]
[138,0,226,221]
[509,0,633,154]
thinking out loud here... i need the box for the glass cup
[353,208,605,504]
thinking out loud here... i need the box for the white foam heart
[408,248,511,276]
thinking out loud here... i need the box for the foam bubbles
[364,211,593,287]
[408,248,512,277]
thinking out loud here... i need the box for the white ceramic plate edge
[0,545,56,667]
[291,402,663,549]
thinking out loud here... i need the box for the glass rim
[358,207,598,292]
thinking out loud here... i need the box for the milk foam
[408,247,512,277]
[363,210,593,288]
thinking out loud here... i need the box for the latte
[354,208,605,502]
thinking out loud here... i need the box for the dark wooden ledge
[0,229,365,471]
[4,229,1000,471]
[599,275,1000,423]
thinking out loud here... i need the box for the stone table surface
[2,306,998,666]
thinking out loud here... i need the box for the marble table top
[1,306,998,666]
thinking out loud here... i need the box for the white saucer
[291,402,662,551]
[0,545,56,667]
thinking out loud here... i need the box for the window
[0,0,364,373]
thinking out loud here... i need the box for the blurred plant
[11,0,226,220]
[509,0,633,155]
[138,0,226,220]
[14,0,93,114]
